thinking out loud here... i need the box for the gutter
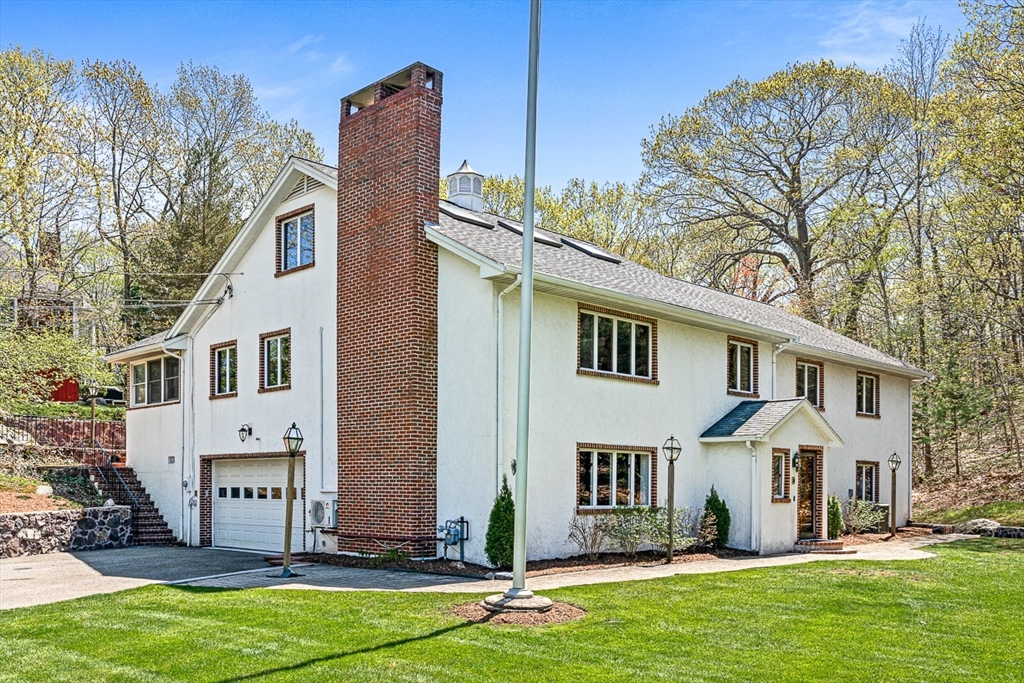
[495,275,522,497]
[746,440,758,553]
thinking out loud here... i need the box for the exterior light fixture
[662,435,682,564]
[276,423,304,579]
[792,451,802,468]
[238,424,252,443]
[886,452,901,537]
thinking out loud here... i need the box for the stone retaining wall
[0,506,132,558]
[981,525,1024,539]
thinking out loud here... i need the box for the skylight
[561,237,622,263]
[439,203,493,229]
[497,219,562,248]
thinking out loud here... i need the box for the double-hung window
[856,372,879,416]
[578,308,654,380]
[796,360,823,409]
[130,356,180,407]
[278,208,314,273]
[727,337,758,396]
[260,330,291,392]
[577,448,652,509]
[211,343,237,397]
[855,462,878,502]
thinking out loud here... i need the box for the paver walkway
[180,533,975,595]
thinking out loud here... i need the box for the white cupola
[446,160,484,212]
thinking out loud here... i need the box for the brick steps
[794,538,856,554]
[89,465,175,546]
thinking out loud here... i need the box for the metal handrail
[91,438,140,511]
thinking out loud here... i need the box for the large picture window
[131,356,180,407]
[259,329,291,392]
[856,372,879,416]
[577,448,652,509]
[727,337,759,396]
[796,359,824,409]
[578,308,654,381]
[211,343,237,397]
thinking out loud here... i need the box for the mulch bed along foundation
[452,601,587,626]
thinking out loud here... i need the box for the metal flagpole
[505,0,543,602]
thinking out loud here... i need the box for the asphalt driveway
[0,546,270,610]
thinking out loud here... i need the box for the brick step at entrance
[794,538,857,555]
[88,464,175,546]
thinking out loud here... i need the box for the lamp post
[86,380,99,446]
[279,422,303,578]
[662,435,682,563]
[887,452,901,537]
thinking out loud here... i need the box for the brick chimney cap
[342,61,443,111]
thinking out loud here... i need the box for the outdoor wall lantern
[238,424,252,443]
[277,423,304,579]
[792,451,802,468]
[662,435,682,564]
[887,452,901,536]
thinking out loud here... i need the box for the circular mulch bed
[452,601,587,626]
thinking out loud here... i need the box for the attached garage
[212,458,305,552]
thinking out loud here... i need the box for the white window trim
[264,334,290,389]
[855,463,877,501]
[772,453,786,498]
[728,340,755,393]
[281,211,314,271]
[130,356,180,407]
[578,450,652,509]
[214,345,237,396]
[797,361,822,408]
[578,311,653,379]
[857,373,877,415]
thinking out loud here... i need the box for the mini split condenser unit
[309,499,338,529]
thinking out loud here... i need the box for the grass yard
[916,501,1024,527]
[1,539,1021,682]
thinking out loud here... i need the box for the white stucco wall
[124,181,338,548]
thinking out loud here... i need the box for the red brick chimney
[336,63,443,557]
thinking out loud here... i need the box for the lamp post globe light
[662,435,682,564]
[887,452,901,536]
[277,422,303,578]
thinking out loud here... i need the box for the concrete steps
[794,538,857,555]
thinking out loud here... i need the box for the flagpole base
[482,590,553,613]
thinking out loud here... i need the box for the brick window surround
[575,442,658,514]
[275,204,315,277]
[259,328,291,394]
[209,340,238,400]
[727,335,760,398]
[856,460,881,503]
[198,451,306,548]
[796,357,825,411]
[771,448,792,503]
[576,304,659,385]
[799,445,826,539]
[856,371,881,418]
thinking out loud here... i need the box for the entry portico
[700,399,844,554]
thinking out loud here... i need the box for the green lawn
[1,539,1021,682]
[916,501,1024,527]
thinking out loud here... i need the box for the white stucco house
[106,63,929,564]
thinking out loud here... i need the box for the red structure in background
[50,377,79,403]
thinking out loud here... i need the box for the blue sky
[1,0,965,189]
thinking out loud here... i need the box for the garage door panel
[213,459,304,552]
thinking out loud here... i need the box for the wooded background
[2,1,1021,484]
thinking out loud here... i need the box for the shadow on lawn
[945,537,1024,554]
[210,618,489,682]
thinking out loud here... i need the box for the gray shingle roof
[115,330,169,354]
[292,156,337,179]
[700,399,806,439]
[433,200,922,375]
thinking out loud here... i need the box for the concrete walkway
[184,533,976,595]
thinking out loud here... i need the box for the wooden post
[90,397,96,446]
[282,453,296,575]
[667,459,675,563]
[890,469,898,536]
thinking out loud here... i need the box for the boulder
[954,518,1000,534]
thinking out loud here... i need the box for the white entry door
[213,458,305,552]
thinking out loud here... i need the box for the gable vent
[285,174,325,201]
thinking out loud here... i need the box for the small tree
[703,486,731,548]
[827,495,843,540]
[604,506,657,557]
[567,512,608,560]
[484,475,515,568]
[841,497,887,535]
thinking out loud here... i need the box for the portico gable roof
[699,398,844,446]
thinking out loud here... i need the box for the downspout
[319,326,328,493]
[495,275,522,497]
[771,340,795,399]
[179,344,187,545]
[746,440,758,553]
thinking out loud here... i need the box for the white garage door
[213,458,305,552]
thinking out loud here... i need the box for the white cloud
[287,34,323,54]
[817,1,944,69]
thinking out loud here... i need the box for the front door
[797,452,817,538]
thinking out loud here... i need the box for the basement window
[130,356,180,407]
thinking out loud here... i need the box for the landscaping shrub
[827,494,843,539]
[649,505,703,553]
[604,506,658,557]
[567,512,608,559]
[703,486,730,548]
[841,497,888,535]
[484,475,515,568]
